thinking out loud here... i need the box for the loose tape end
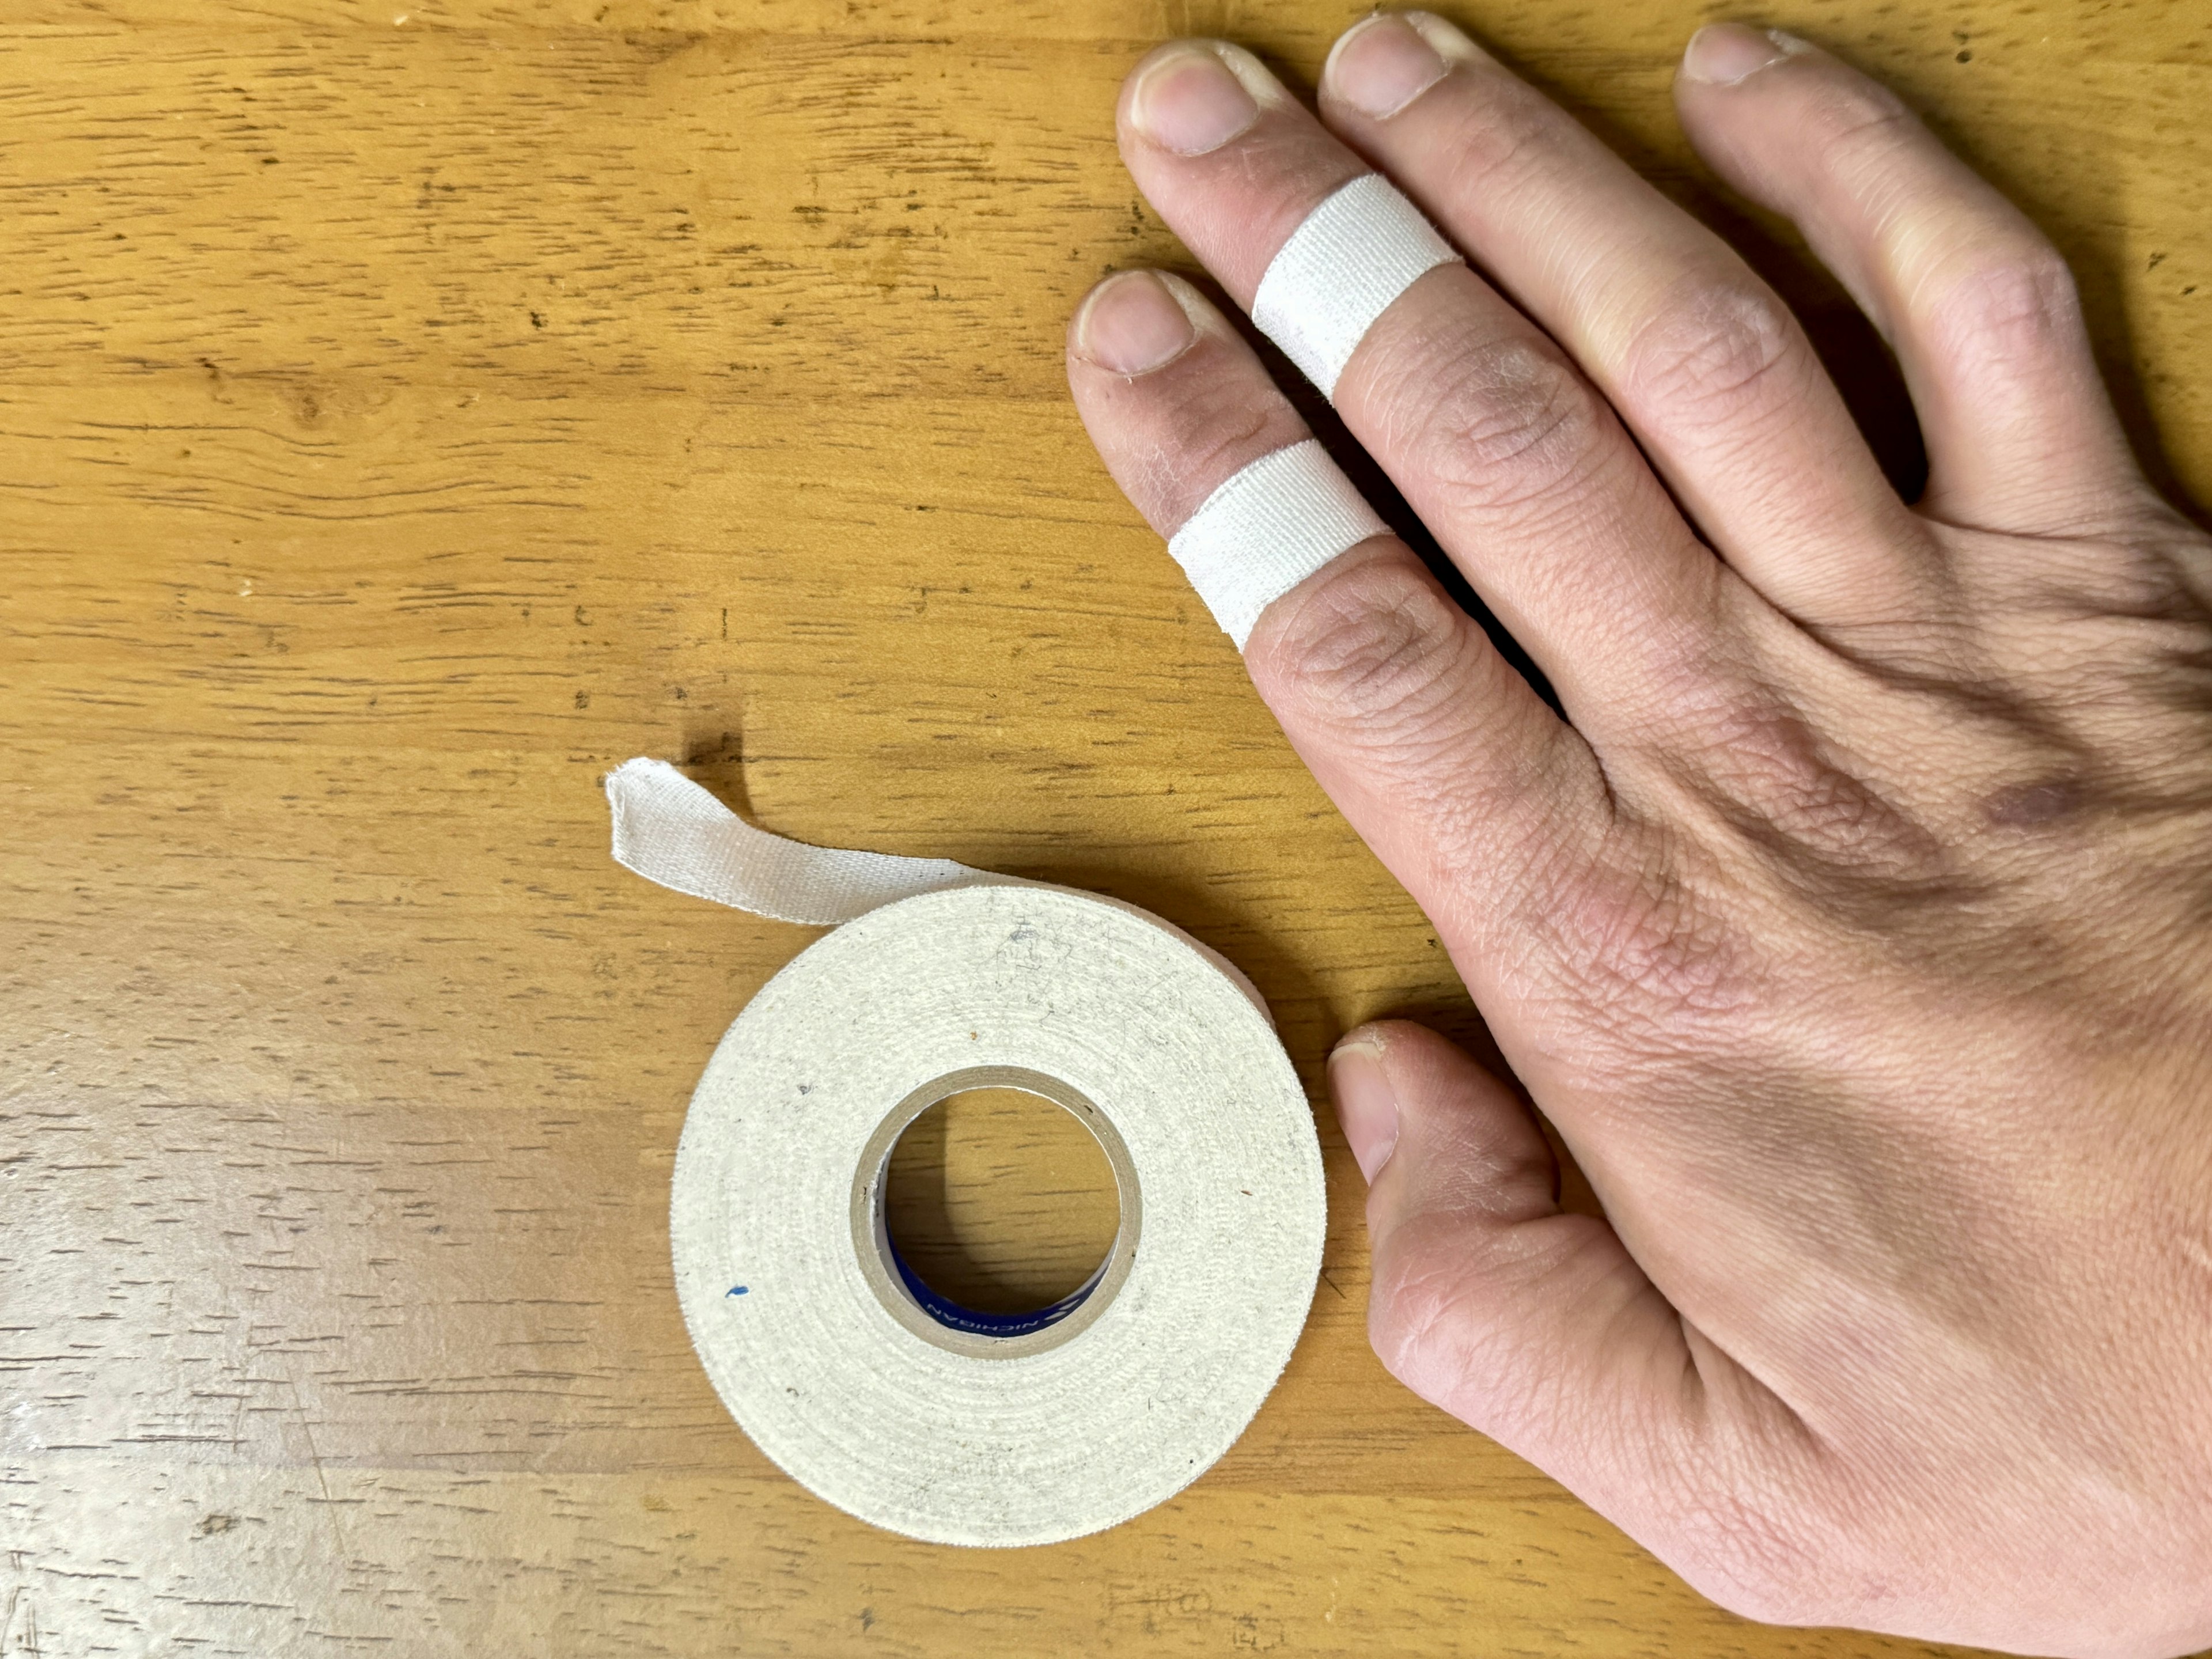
[604,757,1010,927]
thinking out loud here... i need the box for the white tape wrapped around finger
[1166,437,1389,647]
[1252,172,1459,400]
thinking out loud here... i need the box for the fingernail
[1071,270,1199,375]
[1405,13,1492,63]
[1328,1029,1399,1184]
[1128,41,1265,155]
[1680,22,1809,86]
[1326,13,1484,118]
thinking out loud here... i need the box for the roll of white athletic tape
[1252,172,1459,400]
[606,759,1328,1546]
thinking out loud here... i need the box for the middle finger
[1316,12,1932,626]
[1118,40,1728,740]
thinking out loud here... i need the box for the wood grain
[2,0,2205,1653]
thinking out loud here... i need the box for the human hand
[1062,17,2212,1656]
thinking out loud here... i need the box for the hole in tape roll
[882,1086,1119,1327]
[853,1065,1143,1358]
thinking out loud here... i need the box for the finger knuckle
[1387,326,1606,519]
[1647,1449,1856,1626]
[1158,396,1300,526]
[1524,846,1759,1064]
[1801,86,2088,384]
[1691,694,1937,868]
[1368,1215,1623,1445]
[1366,1221,1536,1416]
[1618,274,1802,427]
[1179,402,1281,488]
[1430,79,1558,196]
[1919,240,2083,374]
[1366,1238,1467,1399]
[1260,554,1475,744]
[1803,75,1917,161]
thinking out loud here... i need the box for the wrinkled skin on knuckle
[1256,552,1479,754]
[1509,825,1778,1081]
[1426,73,1562,199]
[1916,238,2085,390]
[1365,1224,1479,1408]
[1366,1211,1610,1439]
[1149,407,1279,524]
[1660,1488,1847,1631]
[1616,272,1807,432]
[1800,73,1922,203]
[1370,313,1610,521]
[1669,687,1945,881]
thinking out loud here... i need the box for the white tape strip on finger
[1166,437,1389,648]
[1252,172,1459,400]
[603,759,1325,1547]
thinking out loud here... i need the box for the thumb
[1328,1020,1811,1601]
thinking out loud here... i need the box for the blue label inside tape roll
[887,1236,1113,1340]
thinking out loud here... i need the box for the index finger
[1066,266,1611,974]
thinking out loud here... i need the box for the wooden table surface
[4,0,2206,1653]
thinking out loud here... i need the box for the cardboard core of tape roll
[851,1065,1142,1360]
